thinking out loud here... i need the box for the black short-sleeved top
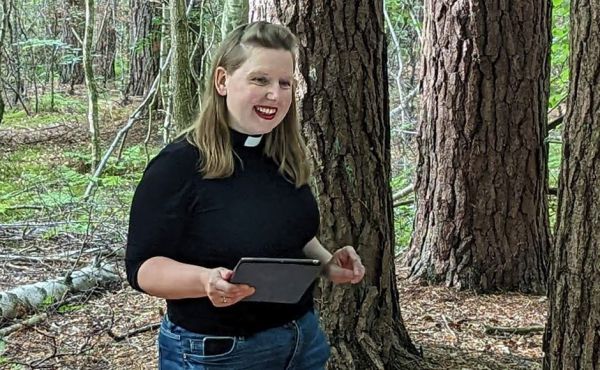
[125,129,320,336]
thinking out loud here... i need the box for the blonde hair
[182,21,311,187]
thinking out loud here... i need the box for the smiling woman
[214,47,294,134]
[125,21,365,370]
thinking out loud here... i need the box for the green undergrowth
[547,142,563,229]
[0,142,160,238]
[392,165,415,254]
[1,90,131,129]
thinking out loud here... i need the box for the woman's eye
[280,80,292,89]
[253,77,268,84]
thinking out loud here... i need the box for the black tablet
[230,257,322,304]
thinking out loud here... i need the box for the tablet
[230,257,322,304]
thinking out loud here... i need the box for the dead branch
[107,322,160,342]
[0,312,48,337]
[392,184,414,202]
[0,254,76,263]
[484,325,545,335]
[548,115,564,131]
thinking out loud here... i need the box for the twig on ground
[484,325,545,335]
[0,313,48,337]
[107,322,160,342]
[441,315,459,346]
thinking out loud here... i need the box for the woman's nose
[266,86,280,100]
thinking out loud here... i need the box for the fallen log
[0,262,119,322]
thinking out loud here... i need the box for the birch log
[0,262,119,321]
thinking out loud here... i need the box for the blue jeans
[158,310,330,369]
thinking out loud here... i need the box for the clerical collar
[230,128,264,148]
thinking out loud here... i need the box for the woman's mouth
[254,106,277,120]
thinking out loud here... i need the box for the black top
[125,129,320,336]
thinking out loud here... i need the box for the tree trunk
[221,0,248,39]
[169,0,194,137]
[60,0,85,88]
[95,0,117,83]
[0,0,7,125]
[406,0,551,293]
[7,1,26,107]
[126,0,160,96]
[83,0,100,171]
[250,1,420,368]
[542,1,600,368]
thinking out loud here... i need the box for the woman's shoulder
[161,138,200,159]
[157,138,200,162]
[145,139,201,179]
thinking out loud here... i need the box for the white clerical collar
[244,135,263,147]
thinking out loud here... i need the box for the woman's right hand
[204,268,256,307]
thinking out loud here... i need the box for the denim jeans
[158,310,331,369]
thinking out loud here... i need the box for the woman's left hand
[323,246,365,284]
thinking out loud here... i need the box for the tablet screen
[230,257,322,304]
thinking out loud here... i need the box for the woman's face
[215,47,295,135]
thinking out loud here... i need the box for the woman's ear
[214,67,228,96]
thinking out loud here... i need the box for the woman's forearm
[137,256,211,300]
[302,237,333,264]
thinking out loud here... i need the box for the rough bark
[169,0,194,136]
[0,0,7,125]
[126,0,160,96]
[0,263,119,322]
[60,0,85,88]
[542,1,600,368]
[407,0,551,293]
[95,0,117,82]
[83,0,100,171]
[7,0,25,106]
[251,1,420,368]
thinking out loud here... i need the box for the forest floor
[0,243,546,369]
[0,91,546,369]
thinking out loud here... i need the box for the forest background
[0,0,595,369]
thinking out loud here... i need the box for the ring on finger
[221,295,228,304]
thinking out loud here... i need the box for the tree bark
[168,0,194,137]
[60,0,85,89]
[83,0,100,171]
[95,0,117,83]
[221,0,248,39]
[126,0,160,96]
[543,1,600,368]
[251,1,420,368]
[0,0,8,125]
[407,0,551,293]
[0,262,119,321]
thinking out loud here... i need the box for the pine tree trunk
[407,0,551,293]
[542,1,600,368]
[0,0,7,125]
[126,0,160,96]
[251,1,421,368]
[95,0,117,83]
[83,0,100,171]
[169,0,194,137]
[60,0,85,88]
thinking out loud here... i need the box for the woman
[126,21,365,369]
